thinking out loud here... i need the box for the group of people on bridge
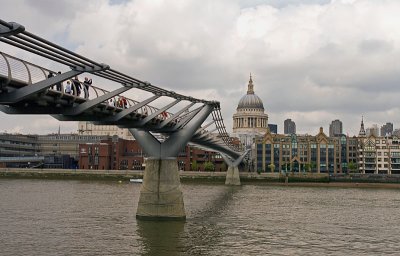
[46,71,172,121]
[47,72,93,99]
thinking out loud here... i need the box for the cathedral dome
[237,75,264,110]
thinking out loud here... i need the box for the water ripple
[1,180,400,255]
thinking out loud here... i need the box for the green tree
[310,161,317,173]
[191,161,199,171]
[268,163,275,172]
[348,161,358,173]
[204,161,215,172]
[304,163,311,172]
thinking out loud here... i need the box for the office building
[268,124,278,134]
[284,119,296,134]
[381,122,393,136]
[366,124,379,137]
[329,119,343,137]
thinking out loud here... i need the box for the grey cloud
[1,0,400,136]
[358,39,394,54]
[238,0,331,8]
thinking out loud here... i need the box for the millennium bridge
[0,19,248,220]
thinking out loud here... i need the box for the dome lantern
[237,74,264,111]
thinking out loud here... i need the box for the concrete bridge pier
[222,150,250,186]
[225,165,241,186]
[136,157,185,220]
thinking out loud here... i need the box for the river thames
[1,179,399,255]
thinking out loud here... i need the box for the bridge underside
[0,18,246,220]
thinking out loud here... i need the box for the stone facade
[78,121,134,140]
[255,127,359,174]
[357,135,400,174]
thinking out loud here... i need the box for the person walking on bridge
[56,71,62,91]
[47,72,54,89]
[83,77,92,98]
[65,81,72,94]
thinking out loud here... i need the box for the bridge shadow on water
[135,186,242,256]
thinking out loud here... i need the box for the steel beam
[221,149,250,168]
[0,69,82,104]
[137,99,180,126]
[130,104,214,158]
[0,21,25,37]
[103,95,160,122]
[62,86,131,115]
[156,102,195,129]
[0,105,64,114]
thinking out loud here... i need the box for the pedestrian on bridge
[47,72,54,89]
[71,76,81,97]
[65,81,72,94]
[56,71,62,91]
[83,77,92,98]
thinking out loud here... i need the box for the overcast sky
[1,0,400,136]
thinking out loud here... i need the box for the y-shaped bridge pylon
[129,104,214,220]
[221,150,250,185]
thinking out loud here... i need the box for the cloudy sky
[1,0,400,136]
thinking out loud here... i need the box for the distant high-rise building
[393,129,400,137]
[284,119,296,134]
[329,119,343,137]
[381,122,393,136]
[268,124,278,134]
[366,124,379,137]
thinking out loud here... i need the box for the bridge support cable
[211,108,241,152]
[221,150,250,186]
[129,104,214,220]
[195,120,215,134]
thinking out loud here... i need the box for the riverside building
[78,137,226,171]
[357,135,400,174]
[78,121,134,140]
[255,127,358,173]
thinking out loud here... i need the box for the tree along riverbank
[1,168,400,188]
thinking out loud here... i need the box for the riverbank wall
[1,168,400,187]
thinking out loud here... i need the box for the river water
[1,179,400,256]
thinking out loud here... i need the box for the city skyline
[1,0,400,136]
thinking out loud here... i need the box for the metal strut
[130,104,214,158]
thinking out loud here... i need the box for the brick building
[79,136,227,171]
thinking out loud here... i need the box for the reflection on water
[1,179,400,256]
[137,220,185,256]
